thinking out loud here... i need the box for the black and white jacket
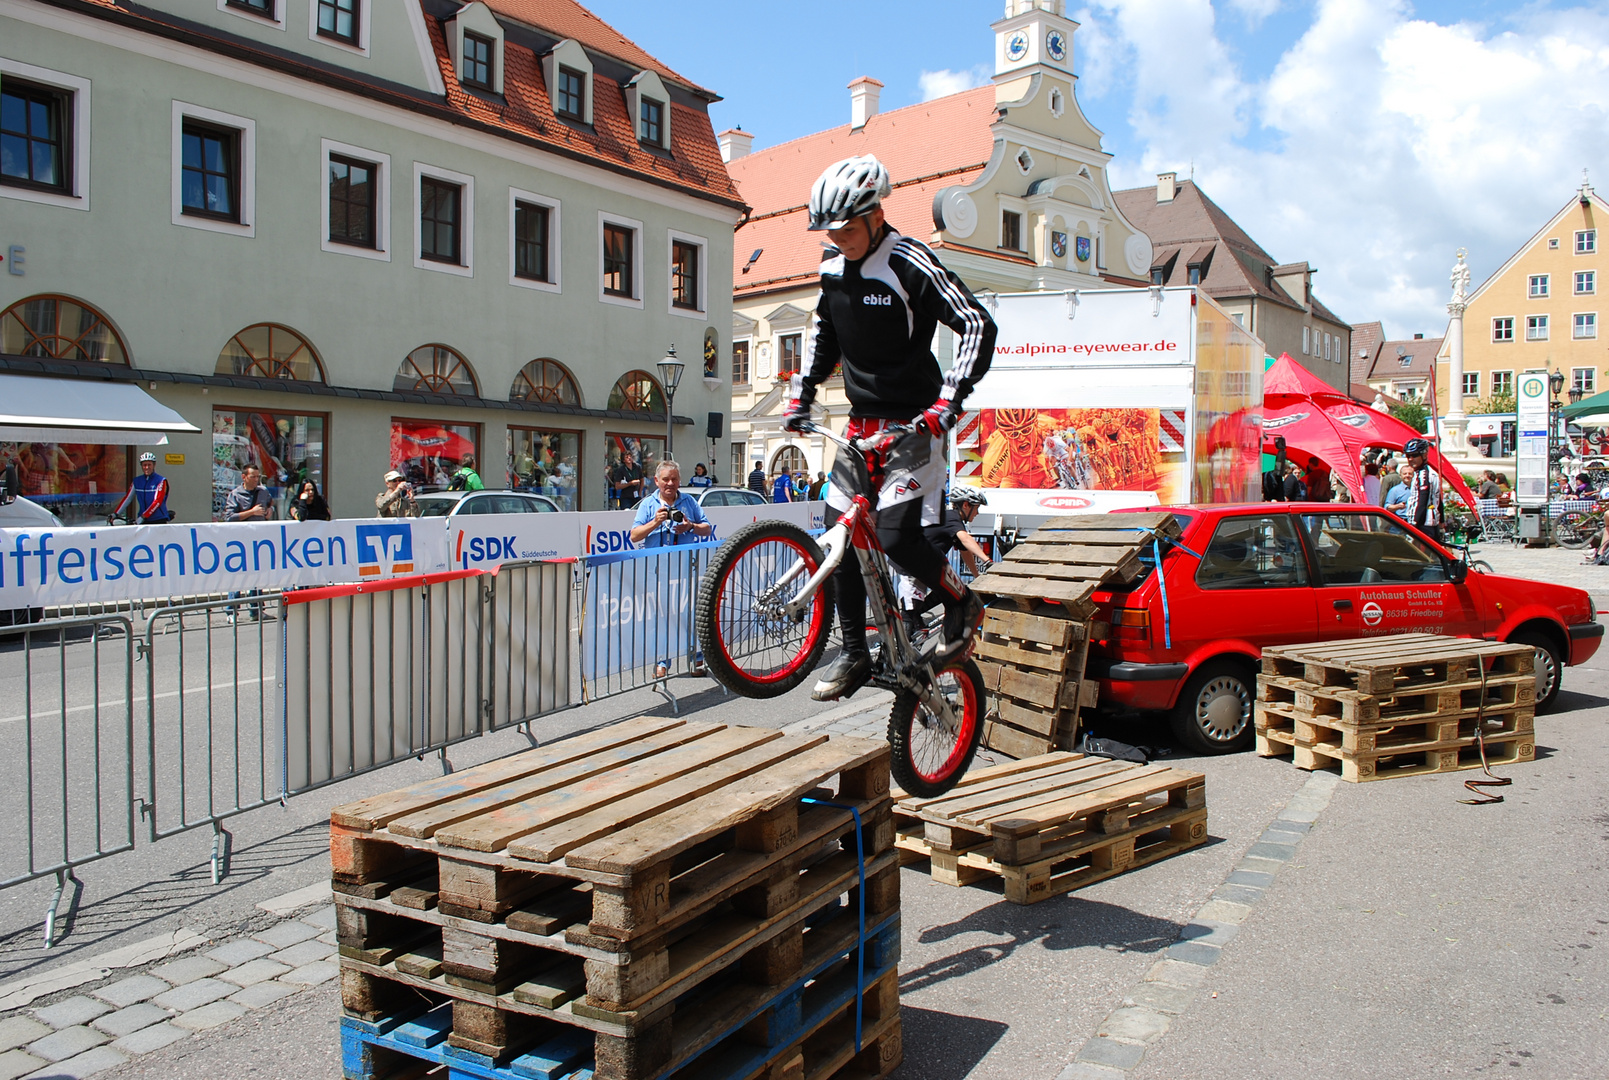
[800,227,996,421]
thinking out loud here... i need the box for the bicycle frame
[780,422,963,732]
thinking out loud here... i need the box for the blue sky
[587,1,1609,342]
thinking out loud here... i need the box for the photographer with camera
[375,469,419,518]
[629,460,714,548]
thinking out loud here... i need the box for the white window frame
[1461,371,1479,396]
[412,161,474,276]
[1549,238,1561,250]
[0,59,91,212]
[1576,270,1596,296]
[508,188,561,293]
[1526,314,1549,341]
[219,0,285,28]
[1577,229,1597,255]
[731,336,752,386]
[319,139,389,261]
[998,194,1027,251]
[1492,316,1514,342]
[624,70,671,150]
[598,211,643,309]
[1573,367,1596,395]
[667,229,708,319]
[543,40,594,126]
[1302,326,1310,355]
[309,0,372,57]
[171,101,255,237]
[1491,370,1513,396]
[1574,312,1597,340]
[1529,273,1549,298]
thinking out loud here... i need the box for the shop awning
[0,374,200,445]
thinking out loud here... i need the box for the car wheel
[1509,629,1563,712]
[1169,659,1256,755]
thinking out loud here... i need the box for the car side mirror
[1447,557,1467,585]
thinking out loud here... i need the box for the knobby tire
[695,520,834,699]
[888,658,984,798]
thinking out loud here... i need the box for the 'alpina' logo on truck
[1037,495,1093,510]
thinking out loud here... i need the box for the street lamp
[656,346,685,457]
[1569,385,1585,405]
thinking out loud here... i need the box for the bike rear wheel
[1556,511,1593,549]
[888,659,984,798]
[696,520,835,699]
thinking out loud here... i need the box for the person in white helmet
[784,154,998,700]
[112,452,173,524]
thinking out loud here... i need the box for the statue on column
[1450,249,1471,307]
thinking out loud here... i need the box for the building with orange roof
[716,0,1154,482]
[0,0,744,520]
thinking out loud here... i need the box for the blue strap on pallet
[801,796,866,1053]
[1106,526,1201,652]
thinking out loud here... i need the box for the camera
[670,509,686,523]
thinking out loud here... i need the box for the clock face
[1006,31,1029,62]
[1046,30,1067,62]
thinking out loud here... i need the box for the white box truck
[952,286,1264,529]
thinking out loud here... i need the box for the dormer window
[556,67,585,119]
[462,33,493,91]
[641,98,663,146]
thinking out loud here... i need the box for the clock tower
[993,0,1077,80]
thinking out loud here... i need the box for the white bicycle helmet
[949,486,988,508]
[139,452,157,463]
[808,155,892,231]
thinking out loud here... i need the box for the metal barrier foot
[653,678,680,715]
[43,870,79,949]
[210,823,232,885]
[518,722,539,748]
[437,748,454,776]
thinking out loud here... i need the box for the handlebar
[797,419,919,453]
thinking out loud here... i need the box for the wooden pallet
[974,605,1098,760]
[330,718,895,1079]
[892,752,1206,904]
[1256,703,1534,755]
[341,907,902,1080]
[1257,725,1536,782]
[1260,635,1533,696]
[1256,671,1535,724]
[971,512,1181,616]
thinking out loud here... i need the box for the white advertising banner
[984,288,1194,374]
[1516,369,1549,509]
[0,503,825,606]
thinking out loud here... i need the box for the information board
[1516,369,1549,509]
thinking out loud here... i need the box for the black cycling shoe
[811,650,872,701]
[928,589,985,668]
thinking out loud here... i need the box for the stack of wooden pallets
[331,718,902,1080]
[969,512,1181,758]
[1255,634,1537,782]
[892,753,1207,905]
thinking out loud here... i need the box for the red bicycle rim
[914,667,979,782]
[714,535,827,685]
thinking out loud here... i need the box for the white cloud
[917,65,991,101]
[1081,0,1609,339]
[1225,0,1281,24]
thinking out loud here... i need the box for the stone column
[1443,250,1472,454]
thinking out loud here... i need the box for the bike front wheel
[1556,511,1593,549]
[889,659,984,798]
[696,520,835,699]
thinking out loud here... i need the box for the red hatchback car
[1085,503,1603,754]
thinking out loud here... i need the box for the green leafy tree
[1391,399,1429,434]
[1471,392,1516,414]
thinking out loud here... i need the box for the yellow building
[1436,178,1606,412]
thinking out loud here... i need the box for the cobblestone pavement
[1466,537,1609,598]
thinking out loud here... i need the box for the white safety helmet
[949,486,988,509]
[807,155,892,231]
[139,452,157,463]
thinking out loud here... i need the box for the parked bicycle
[694,421,983,797]
[1554,504,1603,550]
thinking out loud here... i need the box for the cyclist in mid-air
[784,154,998,701]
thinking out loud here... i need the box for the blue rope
[801,796,866,1053]
[1153,537,1173,649]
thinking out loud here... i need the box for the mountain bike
[694,421,984,797]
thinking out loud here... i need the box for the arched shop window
[608,370,665,413]
[771,445,808,479]
[396,344,478,396]
[215,324,326,381]
[510,358,581,406]
[0,294,128,364]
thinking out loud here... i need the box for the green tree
[1391,399,1429,434]
[1471,392,1516,414]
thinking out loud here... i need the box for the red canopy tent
[1261,354,1478,508]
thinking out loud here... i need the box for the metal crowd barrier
[0,616,137,944]
[577,544,718,709]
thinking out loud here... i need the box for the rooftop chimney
[1156,172,1177,203]
[717,128,753,163]
[849,77,883,130]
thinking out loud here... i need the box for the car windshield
[415,497,457,517]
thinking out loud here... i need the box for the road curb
[0,929,211,1012]
[1059,771,1342,1079]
